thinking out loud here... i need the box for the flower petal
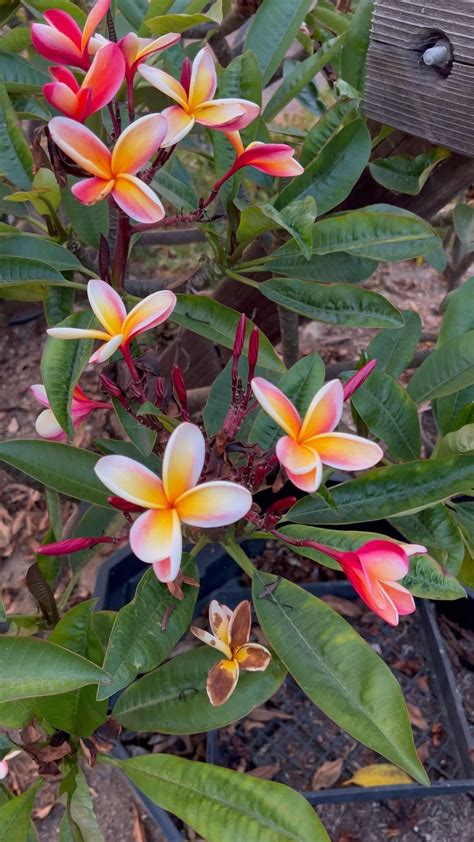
[276,436,318,475]
[251,377,301,439]
[194,99,246,128]
[87,279,126,335]
[188,47,217,109]
[299,380,343,441]
[138,64,188,108]
[112,175,165,224]
[136,32,181,62]
[176,480,252,528]
[47,327,110,340]
[31,23,84,67]
[286,456,323,493]
[89,333,124,364]
[111,113,168,175]
[308,432,383,471]
[35,408,66,441]
[49,117,112,178]
[49,65,80,90]
[236,142,303,177]
[208,600,233,645]
[162,422,205,504]
[30,384,49,408]
[235,643,271,671]
[358,540,410,582]
[401,542,428,557]
[382,581,416,616]
[43,10,82,47]
[344,564,400,626]
[43,81,81,119]
[251,157,304,177]
[72,177,115,205]
[94,455,168,508]
[161,105,195,147]
[130,507,181,566]
[190,626,231,658]
[82,42,125,113]
[122,289,176,342]
[229,600,251,651]
[206,658,239,707]
[81,0,110,53]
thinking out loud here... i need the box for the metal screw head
[423,44,450,67]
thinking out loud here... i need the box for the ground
[1,258,473,841]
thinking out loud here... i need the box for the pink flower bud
[248,327,260,381]
[37,536,115,556]
[266,496,298,515]
[172,366,187,407]
[233,314,247,361]
[180,57,192,95]
[99,374,123,398]
[108,496,145,512]
[343,359,377,401]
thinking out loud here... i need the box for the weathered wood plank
[372,0,474,64]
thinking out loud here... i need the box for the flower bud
[266,496,298,515]
[172,366,187,407]
[343,359,377,401]
[248,326,260,381]
[99,373,122,399]
[37,536,115,556]
[108,496,145,512]
[233,314,247,361]
[180,57,192,95]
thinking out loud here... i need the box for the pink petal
[49,117,112,179]
[122,289,176,342]
[30,384,50,408]
[94,455,168,508]
[72,177,114,205]
[82,42,126,114]
[251,377,301,439]
[307,432,383,472]
[344,564,400,626]
[300,380,343,441]
[35,408,66,441]
[194,99,246,128]
[31,23,85,67]
[130,507,182,567]
[383,581,416,616]
[138,65,188,109]
[111,113,168,175]
[276,436,319,475]
[87,279,126,335]
[136,32,181,61]
[111,175,165,224]
[161,105,195,147]
[43,81,83,119]
[162,422,205,505]
[175,481,252,528]
[401,542,428,557]
[43,10,82,46]
[49,65,80,91]
[286,457,323,493]
[358,540,410,582]
[89,334,124,364]
[188,47,217,109]
[81,0,110,53]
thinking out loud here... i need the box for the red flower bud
[99,374,123,399]
[343,359,377,401]
[180,57,192,95]
[172,366,187,407]
[37,536,115,556]
[248,326,260,381]
[266,496,298,515]
[108,496,145,512]
[156,377,166,402]
[233,314,247,361]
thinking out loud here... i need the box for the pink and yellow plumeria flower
[0,750,22,781]
[119,32,181,82]
[139,47,260,146]
[225,130,304,178]
[251,378,383,493]
[94,422,252,582]
[47,279,176,365]
[191,600,271,706]
[43,42,125,122]
[49,113,167,223]
[31,383,111,441]
[31,0,110,71]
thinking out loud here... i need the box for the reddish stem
[120,341,140,384]
[271,529,348,564]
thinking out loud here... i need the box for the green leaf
[0,636,109,703]
[245,0,314,85]
[264,37,343,122]
[453,205,474,250]
[64,761,104,842]
[97,555,198,700]
[62,179,109,248]
[68,505,122,577]
[153,167,198,212]
[301,98,360,167]
[0,52,48,93]
[340,0,374,92]
[311,206,439,261]
[44,286,75,326]
[0,780,42,842]
[434,423,474,459]
[400,554,466,600]
[288,456,474,524]
[0,181,28,218]
[0,440,111,506]
[0,234,85,272]
[276,118,371,215]
[369,149,450,195]
[171,294,285,372]
[273,523,399,570]
[391,504,465,575]
[112,398,156,456]
[0,83,33,189]
[41,311,95,438]
[236,197,316,259]
[0,28,31,52]
[0,734,16,761]
[114,645,286,733]
[350,370,421,459]
[368,310,422,377]
[202,357,273,438]
[309,3,350,36]
[26,0,86,23]
[265,243,378,283]
[38,601,108,737]
[261,279,403,328]
[252,572,427,784]
[0,256,77,302]
[136,402,179,433]
[0,699,36,728]
[145,11,220,36]
[250,353,325,450]
[438,276,474,347]
[116,754,329,841]
[94,438,162,473]
[408,331,474,403]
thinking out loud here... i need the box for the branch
[278,306,300,368]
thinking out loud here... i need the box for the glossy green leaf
[245,0,313,85]
[0,28,31,52]
[118,0,149,28]
[276,118,371,215]
[453,205,474,250]
[136,402,179,433]
[438,276,474,347]
[41,311,95,438]
[153,167,198,212]
[301,98,360,167]
[265,243,378,283]
[38,601,108,736]
[145,10,221,36]
[288,456,474,524]
[0,182,28,217]
[44,286,75,326]
[0,234,86,273]
[407,331,474,403]
[391,504,465,575]
[116,754,329,841]
[401,554,466,600]
[252,571,427,784]
[112,398,156,456]
[26,0,86,23]
[249,353,325,450]
[368,310,421,377]
[369,149,450,195]
[0,83,33,189]
[340,0,374,92]
[264,37,343,122]
[114,645,286,733]
[68,505,122,577]
[97,555,198,700]
[350,371,420,459]
[0,636,109,703]
[0,780,42,842]
[62,180,109,248]
[434,423,474,459]
[0,700,36,728]
[0,440,111,506]
[273,523,402,570]
[202,357,272,438]
[94,438,162,473]
[308,3,350,36]
[172,294,285,372]
[0,256,77,301]
[63,761,104,842]
[237,197,316,259]
[0,52,48,93]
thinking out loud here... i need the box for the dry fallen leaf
[33,803,55,820]
[132,803,147,842]
[247,762,281,779]
[311,758,344,790]
[343,763,413,787]
[407,702,428,730]
[248,707,293,723]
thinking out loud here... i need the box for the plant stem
[222,537,256,579]
[225,268,260,289]
[278,305,299,368]
[127,77,135,124]
[190,535,209,558]
[120,342,140,383]
[110,209,131,291]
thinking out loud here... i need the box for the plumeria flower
[191,600,271,706]
[251,378,383,493]
[94,422,252,582]
[48,114,168,223]
[119,32,181,83]
[31,383,111,440]
[31,0,110,71]
[43,43,125,122]
[224,130,304,178]
[139,47,260,147]
[0,750,22,781]
[47,279,176,365]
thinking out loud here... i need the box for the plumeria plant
[0,0,473,839]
